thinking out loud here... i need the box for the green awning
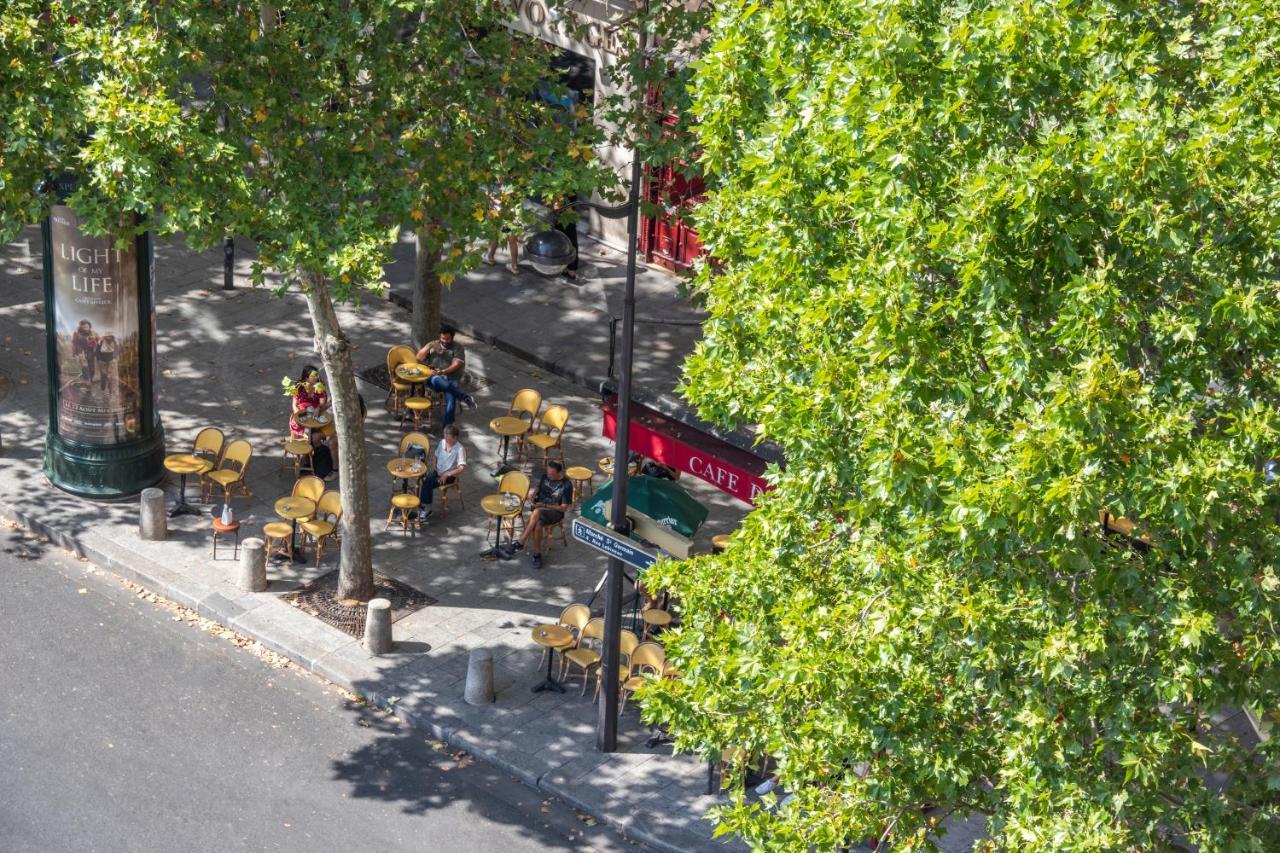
[581,475,709,541]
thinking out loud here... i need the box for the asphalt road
[0,525,636,853]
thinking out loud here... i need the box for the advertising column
[41,186,164,497]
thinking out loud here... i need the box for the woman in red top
[288,365,330,438]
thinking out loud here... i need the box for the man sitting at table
[501,460,573,570]
[410,423,466,521]
[415,324,476,427]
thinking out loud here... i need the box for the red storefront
[639,105,705,274]
[602,399,773,506]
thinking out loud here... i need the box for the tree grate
[282,570,435,640]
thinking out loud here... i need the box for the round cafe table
[298,411,332,433]
[164,453,213,518]
[641,608,672,640]
[489,416,530,476]
[597,455,641,478]
[530,624,574,694]
[274,496,316,563]
[386,456,427,494]
[565,466,593,507]
[395,362,432,393]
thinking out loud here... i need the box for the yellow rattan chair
[386,345,416,413]
[526,404,569,465]
[483,470,529,543]
[538,603,591,671]
[300,490,342,566]
[594,629,641,702]
[192,427,225,464]
[205,439,252,504]
[263,521,294,563]
[402,396,432,431]
[292,475,326,504]
[559,616,604,695]
[386,493,420,533]
[281,434,313,477]
[538,509,570,553]
[508,388,542,459]
[439,475,464,513]
[619,641,667,712]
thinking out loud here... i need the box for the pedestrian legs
[428,374,470,425]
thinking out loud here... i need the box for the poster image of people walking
[50,205,142,445]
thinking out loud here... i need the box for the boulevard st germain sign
[571,516,659,572]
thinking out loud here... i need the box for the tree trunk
[412,224,443,351]
[301,272,374,602]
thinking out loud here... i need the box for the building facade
[505,0,702,271]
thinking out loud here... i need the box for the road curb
[0,496,713,853]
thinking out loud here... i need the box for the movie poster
[50,205,142,444]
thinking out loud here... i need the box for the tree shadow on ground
[327,692,635,850]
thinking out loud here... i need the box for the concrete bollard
[139,488,167,541]
[238,537,267,593]
[364,598,393,655]
[464,648,496,705]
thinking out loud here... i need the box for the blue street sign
[571,517,659,572]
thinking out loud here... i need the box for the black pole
[598,0,649,754]
[222,236,234,290]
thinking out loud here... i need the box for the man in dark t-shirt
[502,460,573,570]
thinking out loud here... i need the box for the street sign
[571,516,659,571]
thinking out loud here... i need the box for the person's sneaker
[463,394,478,411]
[508,541,524,552]
[406,511,418,522]
[754,777,778,796]
[530,553,542,570]
[420,508,434,521]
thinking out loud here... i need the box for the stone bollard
[139,488,167,541]
[464,648,496,705]
[364,598,393,655]
[238,537,267,593]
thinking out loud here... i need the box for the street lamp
[525,185,641,754]
[524,0,652,748]
[522,228,578,276]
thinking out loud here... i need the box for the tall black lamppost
[523,0,650,753]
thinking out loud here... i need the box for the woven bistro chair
[537,603,591,672]
[507,388,542,459]
[386,345,416,413]
[439,476,465,513]
[300,490,342,567]
[192,427,225,464]
[290,476,325,522]
[619,641,667,711]
[593,629,641,703]
[281,433,314,477]
[393,432,431,494]
[526,404,569,466]
[559,616,605,696]
[204,439,253,504]
[483,471,530,544]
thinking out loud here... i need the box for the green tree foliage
[644,2,1280,849]
[0,1,228,239]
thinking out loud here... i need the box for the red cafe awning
[602,399,772,505]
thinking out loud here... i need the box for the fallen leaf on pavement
[77,588,87,594]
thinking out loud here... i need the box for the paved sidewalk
[382,231,715,433]
[0,228,748,853]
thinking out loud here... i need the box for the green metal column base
[44,424,166,499]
